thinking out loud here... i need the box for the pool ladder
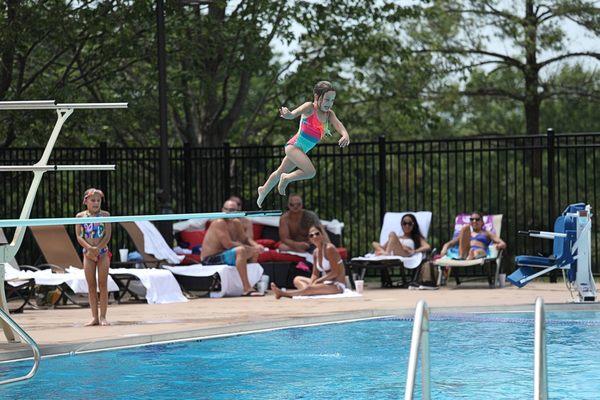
[0,306,41,385]
[404,298,549,400]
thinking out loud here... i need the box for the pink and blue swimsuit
[286,108,330,153]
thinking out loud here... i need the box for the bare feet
[277,174,290,195]
[257,185,266,208]
[271,283,283,299]
[99,318,110,326]
[85,319,99,327]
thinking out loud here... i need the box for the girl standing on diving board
[257,81,350,208]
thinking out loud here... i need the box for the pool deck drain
[1,281,599,362]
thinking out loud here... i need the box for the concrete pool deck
[1,280,599,361]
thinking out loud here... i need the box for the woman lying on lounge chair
[440,211,506,260]
[371,213,431,257]
[271,225,346,299]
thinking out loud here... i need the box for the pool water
[2,311,600,399]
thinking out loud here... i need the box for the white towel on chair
[164,263,264,298]
[109,268,187,304]
[135,221,184,264]
[292,289,362,299]
[42,267,119,293]
[351,252,423,269]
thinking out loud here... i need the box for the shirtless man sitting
[201,200,263,296]
[278,194,322,253]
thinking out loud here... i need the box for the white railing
[0,306,40,385]
[405,300,431,400]
[534,297,548,400]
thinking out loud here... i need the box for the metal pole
[546,128,557,283]
[156,0,173,242]
[534,297,548,400]
[378,135,387,225]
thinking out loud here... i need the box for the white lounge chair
[349,211,433,288]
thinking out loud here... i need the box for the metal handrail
[534,297,548,400]
[405,300,431,400]
[0,307,40,385]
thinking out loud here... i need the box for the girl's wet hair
[313,81,334,100]
[83,188,104,204]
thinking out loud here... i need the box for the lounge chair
[31,224,186,304]
[30,225,119,306]
[119,221,218,297]
[124,221,263,297]
[433,213,504,288]
[349,211,433,288]
[1,229,36,313]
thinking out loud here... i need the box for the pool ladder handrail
[534,297,548,400]
[405,300,430,400]
[0,306,41,385]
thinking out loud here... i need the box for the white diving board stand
[0,101,125,342]
[0,100,281,342]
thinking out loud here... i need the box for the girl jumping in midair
[257,81,350,208]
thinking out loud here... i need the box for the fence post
[546,128,557,283]
[379,135,387,225]
[184,146,192,212]
[223,142,231,202]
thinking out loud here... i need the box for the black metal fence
[2,130,599,276]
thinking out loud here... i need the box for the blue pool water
[1,311,600,399]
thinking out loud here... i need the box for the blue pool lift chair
[508,203,596,302]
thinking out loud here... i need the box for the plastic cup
[355,280,364,294]
[256,275,270,294]
[119,249,129,262]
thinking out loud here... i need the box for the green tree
[406,0,600,136]
[0,0,153,147]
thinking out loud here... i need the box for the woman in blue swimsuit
[441,211,506,260]
[76,188,112,326]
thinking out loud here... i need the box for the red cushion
[181,254,202,265]
[336,247,348,260]
[252,223,264,239]
[179,230,206,247]
[255,239,277,249]
[257,250,305,263]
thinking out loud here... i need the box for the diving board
[0,210,282,228]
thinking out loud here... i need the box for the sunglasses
[308,231,321,238]
[223,207,238,213]
[402,221,414,226]
[470,217,482,222]
[288,202,302,207]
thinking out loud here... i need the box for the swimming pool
[2,311,600,399]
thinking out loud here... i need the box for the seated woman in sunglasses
[440,211,506,260]
[371,213,431,257]
[271,225,346,299]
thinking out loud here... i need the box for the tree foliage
[0,0,598,149]
[401,0,600,136]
